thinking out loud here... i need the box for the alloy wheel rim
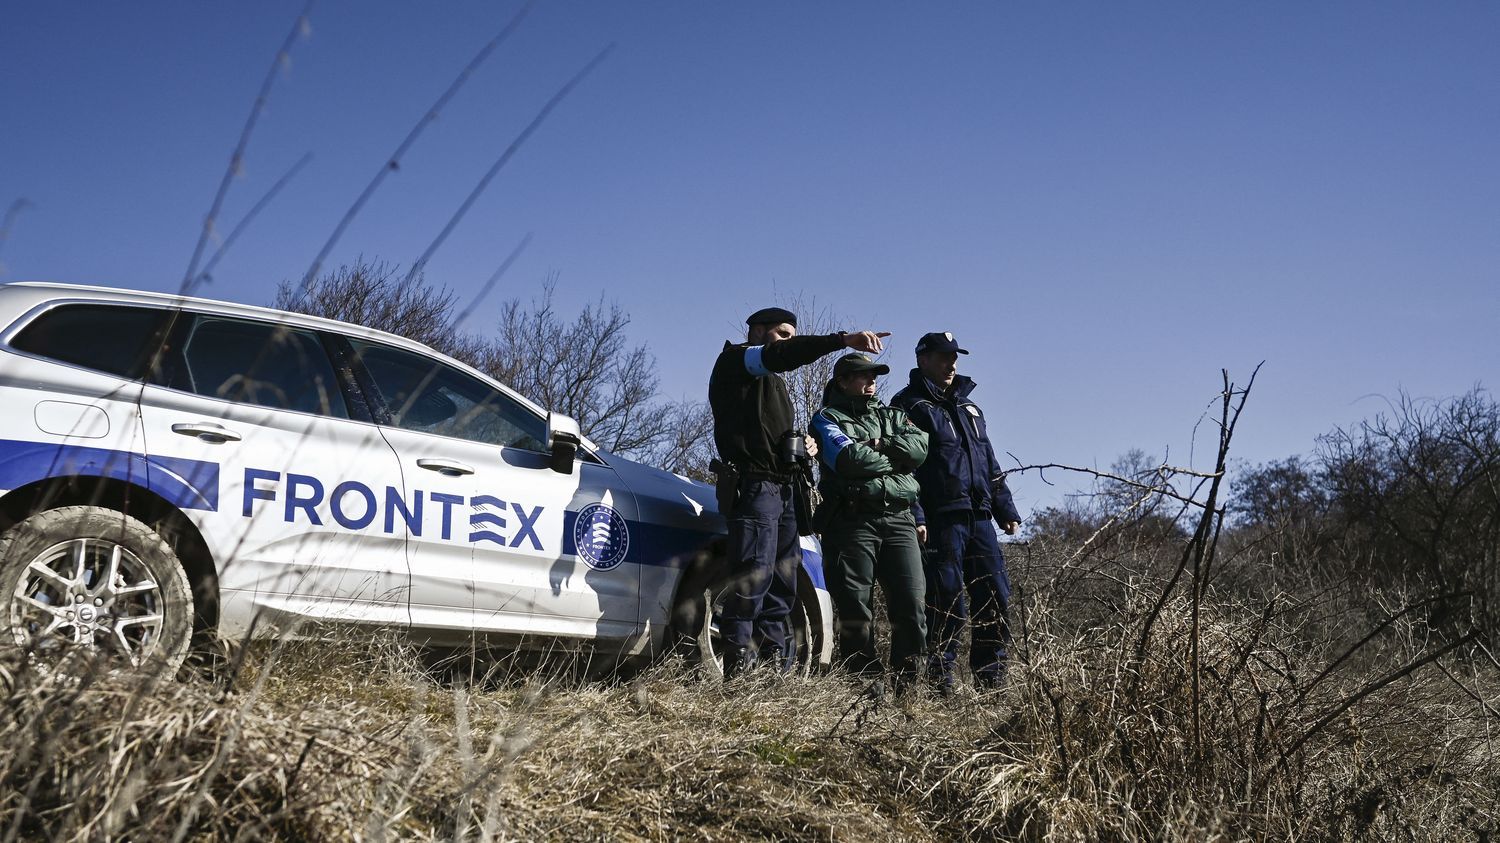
[9,538,166,667]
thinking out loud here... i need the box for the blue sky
[3,2,1496,513]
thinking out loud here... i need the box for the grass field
[4,535,1496,842]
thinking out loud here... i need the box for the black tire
[668,564,729,677]
[669,564,828,677]
[0,506,194,677]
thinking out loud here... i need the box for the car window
[169,315,349,418]
[348,338,546,451]
[9,303,172,379]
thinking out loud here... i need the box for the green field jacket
[810,384,929,515]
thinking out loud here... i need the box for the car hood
[598,450,722,532]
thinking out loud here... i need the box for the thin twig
[0,198,34,271]
[1292,589,1471,710]
[1279,630,1479,764]
[294,3,533,301]
[187,151,314,294]
[452,232,532,331]
[180,0,315,294]
[403,43,616,284]
[1435,660,1500,719]
[1008,462,1217,508]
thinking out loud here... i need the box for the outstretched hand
[843,331,891,354]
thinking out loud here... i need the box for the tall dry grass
[2,533,1496,842]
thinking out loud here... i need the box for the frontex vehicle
[0,282,832,674]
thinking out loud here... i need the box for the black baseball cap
[746,306,797,327]
[915,331,969,355]
[832,352,890,379]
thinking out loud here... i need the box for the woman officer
[809,353,929,691]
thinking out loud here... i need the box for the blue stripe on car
[0,438,219,512]
[800,547,826,590]
[559,509,828,586]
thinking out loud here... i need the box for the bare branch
[181,0,315,294]
[404,43,616,284]
[294,5,533,301]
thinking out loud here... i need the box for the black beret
[746,306,797,328]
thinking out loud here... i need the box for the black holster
[709,458,741,516]
[792,479,815,537]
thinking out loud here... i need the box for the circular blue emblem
[573,503,630,571]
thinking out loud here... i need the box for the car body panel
[0,282,830,663]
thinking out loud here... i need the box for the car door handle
[417,457,475,476]
[171,422,242,443]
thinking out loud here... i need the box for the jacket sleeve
[911,497,926,527]
[751,333,846,374]
[983,436,1023,525]
[882,408,929,473]
[894,396,942,493]
[810,409,893,479]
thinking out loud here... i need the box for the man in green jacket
[810,353,930,690]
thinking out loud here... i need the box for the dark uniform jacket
[709,334,846,478]
[810,383,928,514]
[890,369,1022,526]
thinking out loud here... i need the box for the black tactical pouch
[709,458,741,516]
[792,480,815,537]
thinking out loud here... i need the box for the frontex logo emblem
[573,503,629,571]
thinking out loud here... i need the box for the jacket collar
[906,368,976,401]
[822,381,881,416]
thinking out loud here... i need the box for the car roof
[0,281,427,348]
[0,281,570,438]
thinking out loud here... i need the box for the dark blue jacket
[890,369,1022,526]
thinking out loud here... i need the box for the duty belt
[730,465,794,484]
[838,498,913,516]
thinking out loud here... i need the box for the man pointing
[708,306,889,679]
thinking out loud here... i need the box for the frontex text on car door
[135,309,412,635]
[342,337,646,646]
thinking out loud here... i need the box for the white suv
[0,282,832,673]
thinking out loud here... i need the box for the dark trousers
[721,479,801,663]
[925,510,1011,681]
[823,508,927,678]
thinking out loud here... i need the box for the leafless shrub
[274,260,467,355]
[1320,388,1500,626]
[477,276,669,457]
[277,263,717,471]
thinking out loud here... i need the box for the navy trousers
[721,478,801,663]
[925,510,1011,682]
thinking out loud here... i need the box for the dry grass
[2,543,1498,841]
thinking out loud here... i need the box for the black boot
[760,639,797,677]
[974,668,1007,693]
[893,652,926,696]
[722,646,756,680]
[927,662,957,698]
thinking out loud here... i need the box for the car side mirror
[547,412,583,474]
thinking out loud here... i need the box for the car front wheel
[0,506,194,677]
[669,566,821,677]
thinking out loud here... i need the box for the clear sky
[3,2,1496,513]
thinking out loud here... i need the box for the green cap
[833,352,890,379]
